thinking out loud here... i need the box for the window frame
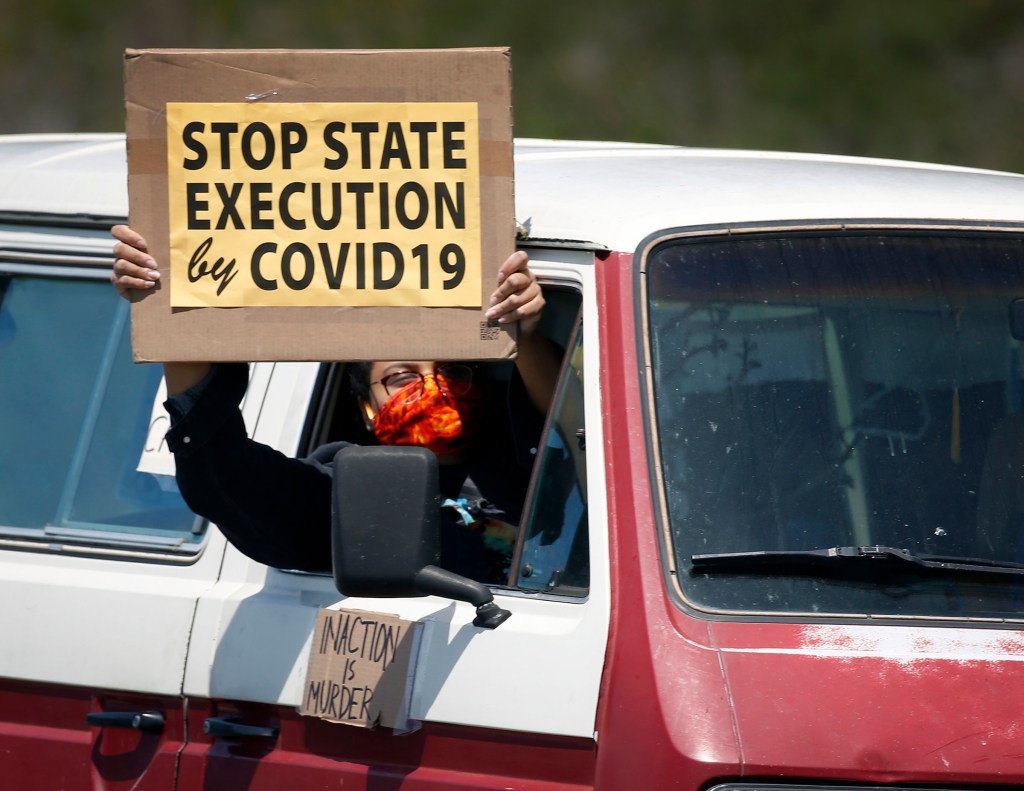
[508,313,589,598]
[0,260,206,562]
[291,280,590,597]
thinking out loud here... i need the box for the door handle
[86,710,165,735]
[203,715,279,741]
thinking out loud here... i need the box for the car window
[646,230,1024,618]
[296,284,587,588]
[0,272,199,550]
[513,320,589,596]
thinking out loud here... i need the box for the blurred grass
[1,0,1021,171]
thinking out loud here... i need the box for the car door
[179,253,608,789]
[0,226,273,790]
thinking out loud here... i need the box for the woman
[112,225,561,581]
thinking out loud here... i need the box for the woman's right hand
[110,224,212,394]
[111,224,160,300]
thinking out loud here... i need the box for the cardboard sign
[125,48,516,362]
[302,608,423,729]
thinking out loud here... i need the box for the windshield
[646,229,1024,619]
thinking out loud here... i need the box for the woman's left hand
[486,250,545,335]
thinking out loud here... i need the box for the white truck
[3,133,1024,789]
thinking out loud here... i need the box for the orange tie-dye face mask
[371,374,484,456]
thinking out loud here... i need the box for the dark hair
[345,362,373,402]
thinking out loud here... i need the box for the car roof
[0,134,129,222]
[514,139,1024,251]
[1,133,1023,251]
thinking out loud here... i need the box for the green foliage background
[1,0,1021,172]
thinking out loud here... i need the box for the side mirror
[331,445,511,628]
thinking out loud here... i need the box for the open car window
[512,318,588,596]
[298,285,584,588]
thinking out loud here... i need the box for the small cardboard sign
[302,608,423,729]
[124,48,516,362]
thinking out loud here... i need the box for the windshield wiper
[691,545,1024,576]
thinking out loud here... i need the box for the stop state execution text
[176,118,477,297]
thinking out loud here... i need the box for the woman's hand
[486,250,545,335]
[111,224,160,299]
[486,250,561,414]
[110,225,210,394]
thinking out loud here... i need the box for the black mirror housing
[331,445,441,598]
[331,444,513,628]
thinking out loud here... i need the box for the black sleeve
[165,363,333,571]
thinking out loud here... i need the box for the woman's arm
[112,225,333,570]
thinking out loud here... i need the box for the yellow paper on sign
[166,102,482,308]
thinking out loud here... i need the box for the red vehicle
[2,133,1024,789]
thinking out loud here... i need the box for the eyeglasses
[372,364,474,404]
